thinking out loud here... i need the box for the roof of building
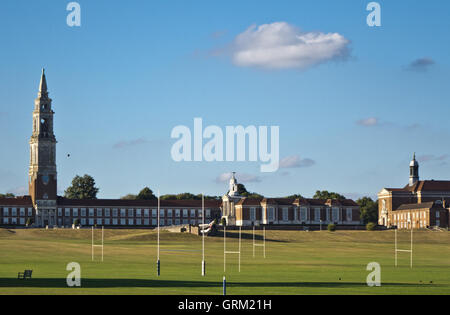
[0,196,33,206]
[236,198,263,206]
[56,197,221,208]
[396,201,441,211]
[383,180,450,194]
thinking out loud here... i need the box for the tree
[64,175,99,200]
[313,190,346,200]
[121,194,137,200]
[0,193,15,198]
[234,183,264,199]
[285,194,304,199]
[357,197,378,224]
[137,187,157,200]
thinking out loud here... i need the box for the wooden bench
[18,270,32,280]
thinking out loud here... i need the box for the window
[436,211,440,219]
[152,209,157,218]
[81,208,86,217]
[206,209,211,218]
[160,209,165,217]
[97,218,103,225]
[20,218,25,225]
[88,208,94,217]
[120,219,126,225]
[73,208,78,217]
[136,209,142,217]
[20,208,26,216]
[136,219,142,225]
[144,209,149,217]
[250,208,256,221]
[332,208,339,222]
[120,209,126,217]
[152,219,157,226]
[11,218,17,225]
[167,209,172,217]
[65,209,70,217]
[314,208,321,222]
[81,218,86,225]
[28,208,33,216]
[167,219,172,226]
[161,219,165,226]
[128,209,134,217]
[175,219,180,225]
[113,219,118,225]
[97,209,103,217]
[300,207,307,222]
[3,208,8,216]
[104,219,110,225]
[128,219,134,225]
[346,208,352,221]
[113,209,118,217]
[190,219,195,225]
[11,208,17,216]
[175,209,180,217]
[268,208,275,221]
[144,219,150,226]
[183,209,188,217]
[3,218,8,224]
[88,218,94,225]
[282,208,289,221]
[105,208,110,217]
[190,210,196,218]
[182,219,188,224]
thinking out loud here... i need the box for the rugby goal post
[395,221,413,268]
[253,225,266,258]
[224,225,241,273]
[91,226,104,262]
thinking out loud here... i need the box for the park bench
[17,270,32,280]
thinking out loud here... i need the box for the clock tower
[29,69,58,227]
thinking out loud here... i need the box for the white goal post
[395,221,413,268]
[224,225,241,273]
[253,225,266,258]
[91,226,104,262]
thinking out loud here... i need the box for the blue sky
[0,0,449,199]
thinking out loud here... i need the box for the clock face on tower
[42,175,49,185]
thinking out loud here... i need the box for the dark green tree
[121,194,137,200]
[285,194,304,199]
[137,187,157,200]
[233,183,264,199]
[0,193,15,198]
[357,197,378,224]
[64,175,99,200]
[313,190,346,200]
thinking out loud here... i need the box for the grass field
[0,228,449,295]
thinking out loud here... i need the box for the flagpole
[202,194,206,276]
[157,189,160,276]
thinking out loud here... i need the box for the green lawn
[0,228,449,295]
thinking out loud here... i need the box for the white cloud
[357,117,379,127]
[279,155,316,168]
[231,22,350,70]
[216,172,262,183]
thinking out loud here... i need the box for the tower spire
[39,68,48,95]
[409,153,419,186]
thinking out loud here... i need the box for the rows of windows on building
[392,211,440,229]
[248,207,356,223]
[1,207,212,226]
